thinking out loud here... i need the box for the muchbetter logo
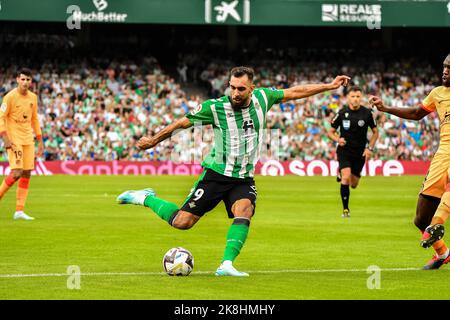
[205,0,250,24]
[322,3,382,28]
[67,0,127,29]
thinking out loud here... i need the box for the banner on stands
[0,160,430,176]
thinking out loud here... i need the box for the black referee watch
[367,146,374,152]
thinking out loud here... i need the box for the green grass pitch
[0,175,449,300]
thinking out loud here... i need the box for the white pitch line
[0,267,422,279]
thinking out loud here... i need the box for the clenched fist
[329,75,351,89]
[137,136,157,150]
[369,96,386,112]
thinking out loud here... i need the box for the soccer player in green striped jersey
[117,67,350,276]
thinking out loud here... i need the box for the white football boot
[215,261,249,277]
[13,211,35,220]
[116,188,156,205]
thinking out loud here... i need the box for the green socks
[144,196,179,223]
[222,218,250,262]
[143,195,251,262]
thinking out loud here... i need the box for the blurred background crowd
[0,27,443,163]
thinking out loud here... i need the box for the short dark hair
[230,66,254,82]
[348,85,363,93]
[17,68,32,78]
[444,54,450,65]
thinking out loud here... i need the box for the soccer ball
[162,247,194,276]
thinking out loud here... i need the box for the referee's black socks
[340,184,350,210]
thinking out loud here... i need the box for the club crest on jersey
[190,104,202,116]
[343,120,351,130]
[358,120,365,127]
[0,103,6,112]
[345,112,349,118]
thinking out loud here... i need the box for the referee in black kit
[328,86,379,218]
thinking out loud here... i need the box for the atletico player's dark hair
[17,68,32,78]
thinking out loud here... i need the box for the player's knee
[170,210,197,230]
[340,172,351,183]
[11,170,23,180]
[415,194,440,231]
[172,221,194,230]
[414,215,428,232]
[233,200,254,219]
[171,217,194,230]
[21,170,31,178]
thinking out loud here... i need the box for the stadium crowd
[0,34,441,163]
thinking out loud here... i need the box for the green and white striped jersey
[186,87,284,178]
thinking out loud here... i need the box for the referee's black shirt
[331,105,377,156]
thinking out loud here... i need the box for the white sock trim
[439,249,450,260]
[222,260,233,267]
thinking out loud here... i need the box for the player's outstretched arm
[369,96,430,120]
[282,75,350,102]
[137,116,192,150]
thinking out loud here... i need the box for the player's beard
[443,76,450,87]
[230,96,250,110]
[443,56,449,87]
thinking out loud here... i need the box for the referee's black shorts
[337,150,366,178]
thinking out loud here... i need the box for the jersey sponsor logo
[242,119,255,138]
[444,110,450,124]
[358,120,365,127]
[14,118,29,124]
[242,119,254,131]
[0,103,6,112]
[343,120,351,130]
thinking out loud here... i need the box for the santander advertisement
[0,160,430,176]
